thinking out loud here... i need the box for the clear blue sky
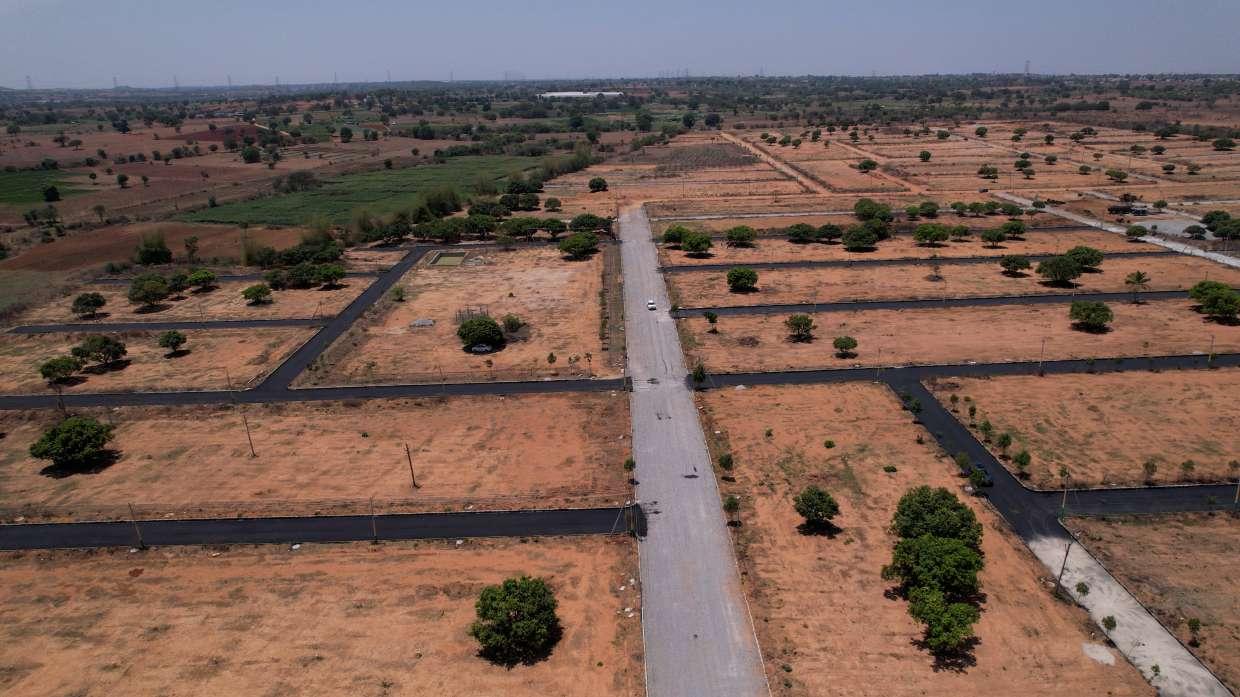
[3,0,1238,89]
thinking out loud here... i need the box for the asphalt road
[661,248,1173,273]
[258,247,430,389]
[675,289,1193,317]
[621,205,770,697]
[0,376,627,411]
[0,506,642,550]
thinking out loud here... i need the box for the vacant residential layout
[1,4,1238,696]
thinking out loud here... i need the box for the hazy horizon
[3,0,1239,90]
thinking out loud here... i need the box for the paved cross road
[620,204,769,697]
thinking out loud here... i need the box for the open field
[683,299,1238,373]
[180,155,544,226]
[0,391,630,521]
[0,328,312,395]
[658,229,1137,267]
[699,382,1150,697]
[669,252,1238,307]
[17,279,363,324]
[304,245,614,386]
[0,221,304,272]
[0,536,643,697]
[0,168,85,205]
[1069,513,1240,695]
[927,371,1240,489]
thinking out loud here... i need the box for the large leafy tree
[469,576,562,666]
[29,416,115,471]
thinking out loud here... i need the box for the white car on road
[646,299,657,311]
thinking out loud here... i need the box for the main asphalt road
[621,204,770,697]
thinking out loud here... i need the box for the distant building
[538,91,624,99]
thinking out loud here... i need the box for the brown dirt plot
[928,371,1240,489]
[0,537,644,697]
[699,382,1151,697]
[1070,513,1240,695]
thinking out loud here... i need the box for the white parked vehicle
[646,300,657,311]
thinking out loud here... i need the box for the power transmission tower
[25,75,33,90]
[1025,60,1031,76]
[112,76,118,89]
[173,75,179,89]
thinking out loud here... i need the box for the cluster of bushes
[262,262,344,292]
[1189,280,1240,322]
[881,487,985,656]
[243,228,343,269]
[1034,246,1104,286]
[125,268,218,309]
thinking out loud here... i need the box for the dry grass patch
[0,537,643,697]
[928,371,1240,489]
[0,391,630,521]
[0,328,312,395]
[1069,513,1240,695]
[700,382,1150,697]
[684,299,1239,373]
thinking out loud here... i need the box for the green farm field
[0,169,84,205]
[179,155,540,225]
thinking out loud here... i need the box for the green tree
[703,311,719,332]
[999,255,1031,276]
[469,576,562,666]
[587,177,608,192]
[158,330,186,356]
[913,224,949,246]
[558,231,600,259]
[29,416,115,472]
[681,231,713,255]
[1125,225,1148,242]
[785,314,816,342]
[726,267,758,292]
[662,225,690,245]
[187,268,217,290]
[1124,271,1150,302]
[457,315,505,348]
[884,534,983,598]
[857,159,878,172]
[1198,287,1240,321]
[242,283,273,305]
[832,335,858,358]
[908,586,981,654]
[999,220,1026,239]
[793,486,839,529]
[1069,301,1114,332]
[841,226,879,251]
[71,292,107,318]
[116,173,129,188]
[724,225,757,247]
[127,273,170,308]
[314,263,346,288]
[71,334,127,367]
[1035,255,1083,286]
[918,150,932,162]
[891,486,982,548]
[691,362,707,384]
[816,224,843,243]
[786,223,817,244]
[974,126,988,138]
[1064,245,1104,270]
[134,232,172,265]
[980,229,1006,248]
[39,355,84,384]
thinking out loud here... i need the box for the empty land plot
[927,371,1240,489]
[658,229,1136,267]
[0,391,630,521]
[0,222,303,272]
[682,299,1239,373]
[699,383,1150,697]
[0,328,311,395]
[1070,513,1240,694]
[669,252,1239,307]
[17,280,363,325]
[0,537,643,697]
[306,246,612,386]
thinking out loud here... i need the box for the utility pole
[1055,537,1073,593]
[241,412,257,457]
[404,442,420,488]
[128,503,146,549]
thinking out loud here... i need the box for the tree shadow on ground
[912,636,980,673]
[80,359,132,375]
[1038,280,1079,289]
[39,449,121,478]
[163,349,192,359]
[133,303,172,315]
[49,376,88,388]
[796,520,841,538]
[1070,323,1112,335]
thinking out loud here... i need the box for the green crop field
[180,155,539,226]
[0,169,83,206]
